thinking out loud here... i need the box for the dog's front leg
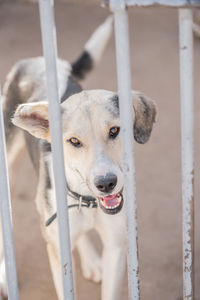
[77,233,102,283]
[45,228,77,300]
[101,243,127,300]
[44,209,86,300]
[46,242,64,300]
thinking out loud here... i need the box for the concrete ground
[1,1,200,299]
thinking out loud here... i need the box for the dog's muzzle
[93,173,123,214]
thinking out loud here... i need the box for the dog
[0,16,157,300]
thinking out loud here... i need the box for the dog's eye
[68,137,82,148]
[109,127,120,139]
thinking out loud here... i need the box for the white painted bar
[0,87,19,300]
[125,0,200,5]
[179,9,194,300]
[38,1,74,299]
[103,0,200,7]
[123,0,200,6]
[111,2,140,299]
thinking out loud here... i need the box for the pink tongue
[102,194,119,207]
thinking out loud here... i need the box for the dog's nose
[94,173,117,193]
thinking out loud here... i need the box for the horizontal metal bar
[38,1,74,299]
[0,87,19,300]
[179,8,194,300]
[112,6,140,300]
[104,0,200,7]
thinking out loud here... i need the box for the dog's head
[12,90,156,215]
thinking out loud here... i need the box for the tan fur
[10,89,156,300]
[0,17,117,299]
[1,87,156,300]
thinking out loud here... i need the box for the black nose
[94,173,117,193]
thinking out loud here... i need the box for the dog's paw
[81,255,102,283]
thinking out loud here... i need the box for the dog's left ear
[132,91,157,144]
[12,101,50,141]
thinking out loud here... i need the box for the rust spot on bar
[183,168,194,298]
[64,263,68,275]
[181,46,188,50]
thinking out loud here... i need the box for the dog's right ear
[12,101,50,141]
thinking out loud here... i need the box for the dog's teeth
[100,193,122,211]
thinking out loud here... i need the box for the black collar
[45,188,97,227]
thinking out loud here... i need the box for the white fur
[0,16,123,300]
[0,16,157,299]
[85,16,113,64]
[44,154,57,215]
[89,150,124,196]
[13,91,128,300]
[4,88,156,300]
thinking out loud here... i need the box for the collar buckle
[45,188,98,227]
[78,196,83,212]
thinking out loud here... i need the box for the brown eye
[109,126,120,139]
[68,137,82,148]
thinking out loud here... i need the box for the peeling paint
[64,263,68,276]
[179,9,194,300]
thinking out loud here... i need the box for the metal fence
[0,0,200,299]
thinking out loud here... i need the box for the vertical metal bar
[38,1,74,299]
[0,87,19,300]
[179,9,194,300]
[111,2,140,299]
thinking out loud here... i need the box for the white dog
[0,16,156,300]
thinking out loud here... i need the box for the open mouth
[98,192,123,215]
